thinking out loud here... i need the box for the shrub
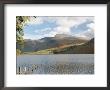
[16,49,21,55]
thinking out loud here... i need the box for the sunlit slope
[24,38,94,54]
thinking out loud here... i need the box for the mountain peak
[55,34,72,38]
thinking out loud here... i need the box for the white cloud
[87,23,94,30]
[83,29,94,39]
[24,31,57,40]
[28,16,44,25]
[52,17,94,35]
[28,16,57,25]
[23,34,42,40]
[74,30,94,40]
[75,22,94,40]
[53,26,71,34]
[24,16,94,40]
[34,27,52,35]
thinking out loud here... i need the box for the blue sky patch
[23,16,94,40]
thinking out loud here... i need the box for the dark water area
[16,54,94,74]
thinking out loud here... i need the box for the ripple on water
[16,54,94,74]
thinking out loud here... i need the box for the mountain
[17,34,88,52]
[52,38,94,54]
[55,34,72,39]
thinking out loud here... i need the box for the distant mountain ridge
[52,38,94,54]
[17,34,89,52]
[54,34,73,39]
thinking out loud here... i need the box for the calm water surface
[17,54,94,74]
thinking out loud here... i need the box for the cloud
[53,26,71,35]
[28,17,44,25]
[24,33,47,40]
[83,29,94,39]
[24,16,94,40]
[74,22,94,40]
[24,30,57,40]
[87,23,94,30]
[28,16,57,25]
[52,17,94,35]
[23,34,38,40]
[34,27,52,35]
[74,30,94,40]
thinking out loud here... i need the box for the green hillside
[53,38,94,54]
[23,38,94,54]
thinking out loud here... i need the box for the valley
[17,34,94,55]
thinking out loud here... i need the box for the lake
[17,54,94,74]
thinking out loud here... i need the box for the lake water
[17,54,94,74]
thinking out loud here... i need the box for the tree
[16,16,30,46]
[16,16,37,53]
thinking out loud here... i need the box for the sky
[23,16,94,40]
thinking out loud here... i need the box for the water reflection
[17,54,94,74]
